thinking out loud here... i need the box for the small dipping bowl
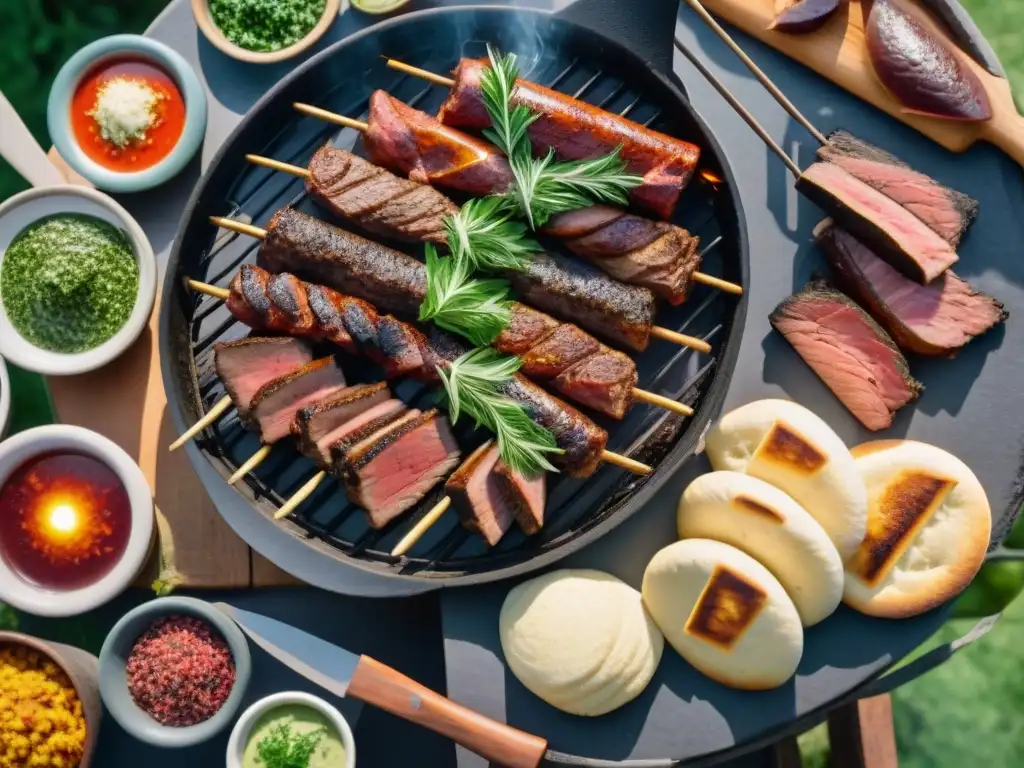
[47,35,207,193]
[192,0,342,64]
[100,596,252,749]
[0,631,102,768]
[0,425,154,616]
[0,185,156,375]
[226,691,356,768]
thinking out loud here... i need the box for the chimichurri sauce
[1,213,138,353]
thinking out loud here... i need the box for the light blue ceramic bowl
[47,35,207,193]
[99,596,251,749]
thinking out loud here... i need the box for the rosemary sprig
[419,244,511,346]
[438,347,562,475]
[479,46,537,164]
[445,197,538,273]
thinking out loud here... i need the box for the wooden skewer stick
[293,102,369,131]
[275,471,327,520]
[385,59,456,88]
[392,497,451,557]
[672,36,802,179]
[228,444,273,485]
[168,395,232,451]
[680,0,828,146]
[244,153,733,353]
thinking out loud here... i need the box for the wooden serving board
[44,149,300,589]
[700,0,1024,166]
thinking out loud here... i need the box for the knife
[214,603,547,768]
[916,0,1005,79]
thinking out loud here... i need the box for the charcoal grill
[160,6,748,589]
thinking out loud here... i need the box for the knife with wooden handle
[214,603,548,768]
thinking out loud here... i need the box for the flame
[700,169,723,189]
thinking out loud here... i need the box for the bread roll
[642,539,803,690]
[678,471,844,626]
[845,440,991,618]
[500,569,664,716]
[705,399,868,560]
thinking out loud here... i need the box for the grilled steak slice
[214,337,313,420]
[817,222,1006,356]
[259,208,427,315]
[306,144,457,244]
[818,131,978,247]
[293,382,392,465]
[328,404,412,468]
[247,358,348,443]
[509,252,655,352]
[544,207,702,304]
[797,162,958,283]
[446,441,515,546]
[770,280,923,431]
[494,460,545,535]
[337,409,461,529]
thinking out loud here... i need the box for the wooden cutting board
[44,149,300,589]
[700,0,1024,166]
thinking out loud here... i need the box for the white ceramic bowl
[0,186,156,375]
[0,354,9,438]
[0,424,154,616]
[226,691,356,768]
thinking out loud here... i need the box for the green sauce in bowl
[242,704,346,768]
[0,213,139,354]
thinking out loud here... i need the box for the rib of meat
[543,207,701,304]
[818,131,977,247]
[304,144,657,351]
[293,382,392,465]
[306,143,457,244]
[247,358,349,443]
[256,211,638,419]
[797,162,958,283]
[770,280,923,431]
[336,409,462,529]
[223,265,610,476]
[214,337,313,420]
[446,441,516,546]
[817,222,1006,356]
[436,59,701,219]
[363,93,702,304]
[494,460,545,535]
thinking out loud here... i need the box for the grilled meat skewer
[228,208,692,421]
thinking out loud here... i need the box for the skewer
[168,395,232,451]
[228,444,273,484]
[392,497,451,557]
[275,471,326,520]
[208,215,696,418]
[245,151,733,349]
[384,59,455,88]
[679,0,828,146]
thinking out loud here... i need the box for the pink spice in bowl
[98,596,251,748]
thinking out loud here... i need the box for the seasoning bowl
[99,596,252,749]
[0,354,10,438]
[226,691,356,768]
[0,631,102,768]
[0,185,156,376]
[0,425,154,616]
[47,35,207,193]
[191,0,342,64]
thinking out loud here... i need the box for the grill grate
[163,8,747,585]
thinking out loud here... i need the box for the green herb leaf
[445,197,538,273]
[419,244,512,346]
[255,723,325,768]
[438,348,562,475]
[479,45,537,166]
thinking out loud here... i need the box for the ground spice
[125,615,235,727]
[0,645,87,768]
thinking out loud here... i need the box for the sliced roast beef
[247,358,348,443]
[818,131,978,247]
[328,406,416,467]
[214,337,313,420]
[770,280,923,431]
[293,382,392,465]
[796,162,958,283]
[337,409,461,529]
[494,460,545,535]
[817,222,1006,356]
[446,441,515,546]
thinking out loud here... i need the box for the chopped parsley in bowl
[208,0,327,53]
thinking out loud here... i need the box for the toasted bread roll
[845,440,991,618]
[705,399,868,560]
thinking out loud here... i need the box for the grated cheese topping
[87,77,164,148]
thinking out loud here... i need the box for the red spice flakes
[126,615,235,726]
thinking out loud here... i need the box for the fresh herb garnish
[255,723,324,768]
[208,0,327,54]
[445,197,538,273]
[438,348,562,475]
[419,244,512,346]
[479,46,643,228]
